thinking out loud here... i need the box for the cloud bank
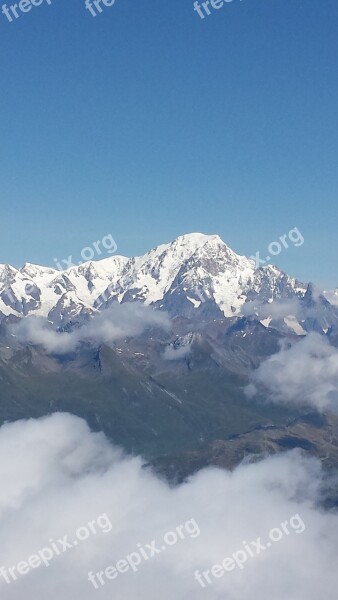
[0,413,337,600]
[12,304,171,354]
[246,333,338,412]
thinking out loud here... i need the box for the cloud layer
[12,304,171,354]
[0,413,337,600]
[246,332,338,412]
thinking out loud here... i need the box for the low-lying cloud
[242,290,338,332]
[0,413,337,599]
[246,333,338,412]
[163,344,191,360]
[12,304,171,354]
[242,298,302,321]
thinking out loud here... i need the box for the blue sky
[0,0,337,287]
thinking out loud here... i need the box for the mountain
[1,233,338,481]
[324,288,338,306]
[0,232,326,331]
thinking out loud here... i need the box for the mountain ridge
[0,232,337,337]
[0,233,338,477]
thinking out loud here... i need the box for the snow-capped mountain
[0,233,335,334]
[323,289,338,306]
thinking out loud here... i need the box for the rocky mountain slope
[0,233,338,479]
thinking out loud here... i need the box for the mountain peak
[0,233,320,326]
[20,263,57,276]
[173,232,222,246]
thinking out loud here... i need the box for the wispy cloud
[12,303,171,354]
[163,344,191,360]
[242,298,302,320]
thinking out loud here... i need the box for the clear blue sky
[0,0,337,287]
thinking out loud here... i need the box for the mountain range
[1,233,338,487]
[1,232,337,334]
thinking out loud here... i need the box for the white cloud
[0,413,337,600]
[12,304,171,354]
[163,344,191,360]
[242,298,302,321]
[246,333,338,412]
[242,291,338,325]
